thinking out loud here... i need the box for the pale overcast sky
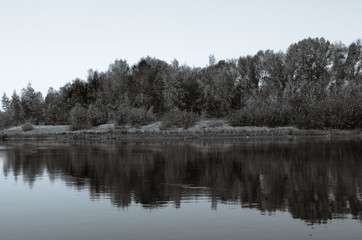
[1,0,362,98]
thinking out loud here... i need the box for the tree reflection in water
[1,139,361,224]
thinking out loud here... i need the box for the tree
[238,55,259,92]
[69,103,89,131]
[20,83,44,124]
[86,69,102,104]
[255,50,286,102]
[102,59,130,107]
[285,37,331,101]
[87,101,108,126]
[178,66,202,113]
[43,87,69,124]
[1,93,10,111]
[329,42,348,93]
[196,59,239,117]
[208,54,216,66]
[131,57,174,114]
[233,55,260,108]
[61,79,89,110]
[9,91,22,124]
[345,40,361,83]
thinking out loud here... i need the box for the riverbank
[1,120,361,140]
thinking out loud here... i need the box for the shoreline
[1,120,361,141]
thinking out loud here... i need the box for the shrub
[292,96,362,129]
[336,96,362,129]
[227,103,293,127]
[161,109,199,129]
[22,123,34,131]
[115,105,156,126]
[262,104,293,127]
[87,104,108,127]
[115,104,131,125]
[69,104,90,131]
[128,107,156,126]
[0,112,11,130]
[227,109,251,127]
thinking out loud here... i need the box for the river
[0,138,361,240]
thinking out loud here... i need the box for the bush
[22,123,34,131]
[115,105,156,126]
[115,104,131,125]
[69,104,90,131]
[128,107,156,126]
[338,97,362,129]
[227,109,250,127]
[87,104,108,127]
[161,109,199,129]
[0,112,11,130]
[227,102,293,127]
[292,96,362,129]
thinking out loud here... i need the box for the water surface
[0,138,361,240]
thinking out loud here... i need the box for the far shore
[1,120,361,140]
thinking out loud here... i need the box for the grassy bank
[1,120,361,140]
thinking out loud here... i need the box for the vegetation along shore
[1,37,361,138]
[1,120,361,140]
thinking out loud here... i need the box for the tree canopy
[1,37,361,129]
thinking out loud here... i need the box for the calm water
[0,138,361,240]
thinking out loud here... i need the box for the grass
[0,120,361,140]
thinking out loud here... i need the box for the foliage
[1,93,11,111]
[20,83,44,124]
[161,109,199,129]
[1,38,361,130]
[21,123,34,132]
[115,103,131,125]
[9,91,23,125]
[228,103,292,127]
[69,104,90,131]
[292,96,362,129]
[115,104,156,126]
[0,112,11,130]
[128,107,156,126]
[87,103,108,127]
[43,88,69,125]
[229,95,362,130]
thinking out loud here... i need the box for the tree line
[1,37,361,130]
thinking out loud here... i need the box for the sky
[1,0,362,101]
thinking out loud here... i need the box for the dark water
[0,138,361,240]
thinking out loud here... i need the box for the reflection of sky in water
[0,139,362,240]
[0,165,361,240]
[1,148,362,240]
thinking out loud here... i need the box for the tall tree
[345,40,361,82]
[86,69,102,104]
[255,50,286,102]
[197,60,238,117]
[104,59,130,106]
[329,42,348,89]
[131,57,173,113]
[178,66,202,113]
[61,79,88,109]
[1,93,10,111]
[20,83,44,124]
[9,91,22,124]
[44,87,69,124]
[285,37,331,101]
